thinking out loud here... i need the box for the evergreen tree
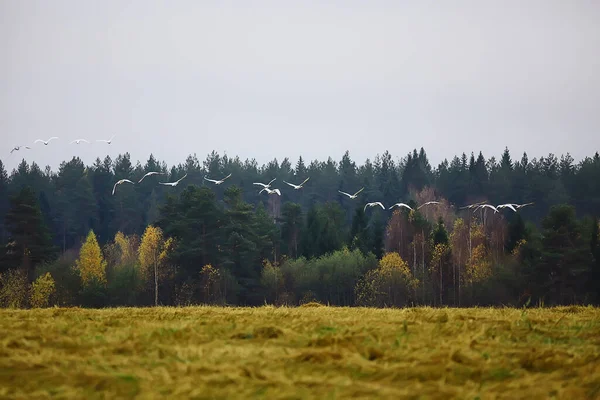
[369,213,385,259]
[0,159,9,244]
[348,205,370,255]
[432,217,449,246]
[157,186,222,275]
[590,216,600,303]
[506,213,526,253]
[221,186,260,303]
[536,205,592,304]
[3,186,55,277]
[280,202,304,258]
[302,203,321,259]
[294,156,307,180]
[317,202,346,256]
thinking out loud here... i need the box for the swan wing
[353,187,365,197]
[176,174,188,183]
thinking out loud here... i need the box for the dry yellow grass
[1,305,599,399]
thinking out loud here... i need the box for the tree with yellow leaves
[0,269,28,308]
[371,252,418,306]
[260,259,284,304]
[430,243,450,305]
[76,230,107,286]
[30,272,56,308]
[466,244,492,285]
[138,225,173,306]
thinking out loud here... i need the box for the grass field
[1,305,599,399]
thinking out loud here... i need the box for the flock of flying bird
[10,136,535,214]
[10,135,116,153]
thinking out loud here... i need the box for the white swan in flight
[204,173,232,185]
[253,178,276,188]
[389,203,413,211]
[417,201,440,210]
[474,204,498,213]
[283,177,310,190]
[496,204,517,212]
[112,179,135,195]
[260,187,281,196]
[460,201,485,210]
[70,139,90,144]
[159,173,188,187]
[138,171,165,183]
[97,135,115,144]
[338,187,364,199]
[364,202,385,212]
[10,145,31,154]
[34,137,59,145]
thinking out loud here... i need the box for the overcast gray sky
[1,0,599,173]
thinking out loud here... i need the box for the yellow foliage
[200,264,223,304]
[511,239,527,258]
[0,269,29,308]
[114,232,139,264]
[30,272,56,308]
[470,223,486,247]
[379,252,412,280]
[200,264,220,281]
[356,253,418,306]
[466,244,492,284]
[76,230,107,286]
[260,260,284,303]
[138,226,171,280]
[114,232,130,261]
[159,237,174,263]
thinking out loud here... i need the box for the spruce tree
[4,186,54,277]
[349,205,369,255]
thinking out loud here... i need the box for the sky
[1,0,599,173]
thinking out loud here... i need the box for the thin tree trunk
[440,259,443,305]
[453,261,456,306]
[294,227,298,258]
[458,249,462,307]
[413,241,417,277]
[422,230,425,305]
[154,251,158,307]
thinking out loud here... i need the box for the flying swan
[34,137,59,145]
[364,202,385,211]
[160,174,188,187]
[138,171,165,183]
[112,179,135,195]
[338,187,364,199]
[204,173,232,185]
[283,177,310,190]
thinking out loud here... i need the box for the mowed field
[1,305,600,400]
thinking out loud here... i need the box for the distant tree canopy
[1,147,599,307]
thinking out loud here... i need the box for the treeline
[0,147,599,307]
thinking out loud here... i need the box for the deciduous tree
[139,225,173,306]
